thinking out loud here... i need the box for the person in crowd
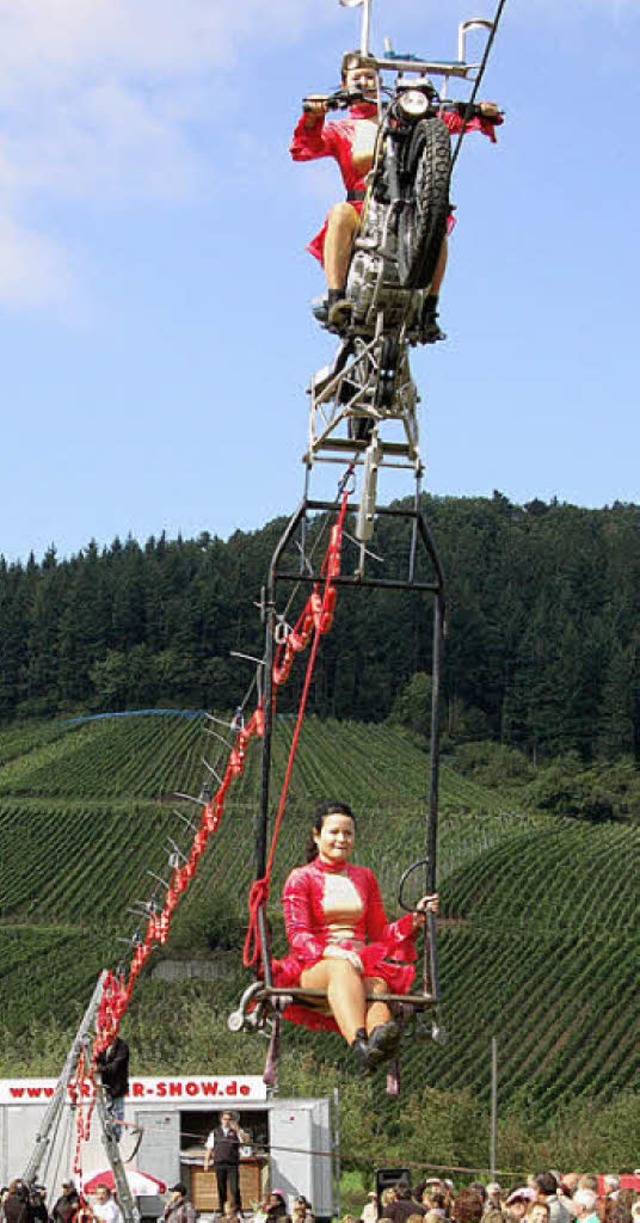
[573,1192,599,1223]
[361,1193,378,1223]
[504,1190,535,1223]
[530,1204,551,1223]
[292,1197,314,1223]
[95,1037,130,1142]
[557,1179,579,1219]
[421,1188,448,1223]
[417,1182,442,1196]
[204,1110,250,1214]
[603,1208,632,1223]
[603,1184,621,1204]
[451,1191,483,1223]
[484,1185,505,1223]
[254,1192,289,1223]
[162,1184,197,1223]
[535,1174,572,1223]
[381,1182,425,1223]
[271,800,438,1073]
[264,1192,290,1223]
[89,1186,122,1223]
[290,50,502,335]
[28,1187,48,1223]
[2,1182,32,1223]
[52,1182,80,1223]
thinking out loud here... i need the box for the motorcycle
[305,41,499,446]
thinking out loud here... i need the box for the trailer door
[269,1098,337,1221]
[135,1109,181,1217]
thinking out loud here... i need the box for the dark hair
[305,800,355,862]
[341,50,363,82]
[468,1185,486,1204]
[535,1175,558,1199]
[604,1207,632,1223]
[452,1192,484,1223]
[340,50,378,84]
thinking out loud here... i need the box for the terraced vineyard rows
[0,926,113,1027]
[0,713,211,799]
[0,799,192,925]
[440,823,639,934]
[393,913,639,1110]
[0,714,556,931]
[0,719,76,766]
[0,712,637,1113]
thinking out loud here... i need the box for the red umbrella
[82,1170,167,1196]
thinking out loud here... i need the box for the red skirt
[270,943,416,1033]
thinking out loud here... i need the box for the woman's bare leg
[299,959,366,1044]
[364,976,392,1035]
[323,203,361,291]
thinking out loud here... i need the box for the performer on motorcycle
[290,50,502,337]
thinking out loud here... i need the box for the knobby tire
[397,117,451,290]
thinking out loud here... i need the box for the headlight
[397,90,429,119]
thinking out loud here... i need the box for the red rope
[243,493,348,968]
[70,490,349,1167]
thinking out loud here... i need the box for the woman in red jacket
[290,50,502,334]
[272,800,438,1073]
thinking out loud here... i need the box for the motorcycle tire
[397,117,451,290]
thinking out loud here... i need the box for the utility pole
[490,1037,498,1177]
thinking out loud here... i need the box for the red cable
[243,492,348,968]
[73,488,349,1169]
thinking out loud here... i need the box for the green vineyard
[0,711,637,1118]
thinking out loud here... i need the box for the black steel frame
[253,489,446,1011]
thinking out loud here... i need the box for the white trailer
[0,1076,339,1221]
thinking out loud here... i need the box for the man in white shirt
[204,1111,250,1214]
[91,1185,123,1223]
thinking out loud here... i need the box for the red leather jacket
[271,857,417,1030]
[290,103,502,264]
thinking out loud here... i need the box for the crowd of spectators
[0,1181,123,1223]
[351,1171,639,1223]
[1,1169,637,1223]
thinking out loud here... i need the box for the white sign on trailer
[0,1076,268,1105]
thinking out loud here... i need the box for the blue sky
[1,0,638,563]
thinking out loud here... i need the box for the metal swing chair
[228,476,447,1096]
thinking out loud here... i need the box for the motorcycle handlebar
[302,88,369,113]
[302,91,503,121]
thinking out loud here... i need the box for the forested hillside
[0,494,638,763]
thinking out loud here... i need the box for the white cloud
[0,210,79,311]
[0,0,333,88]
[0,0,337,309]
